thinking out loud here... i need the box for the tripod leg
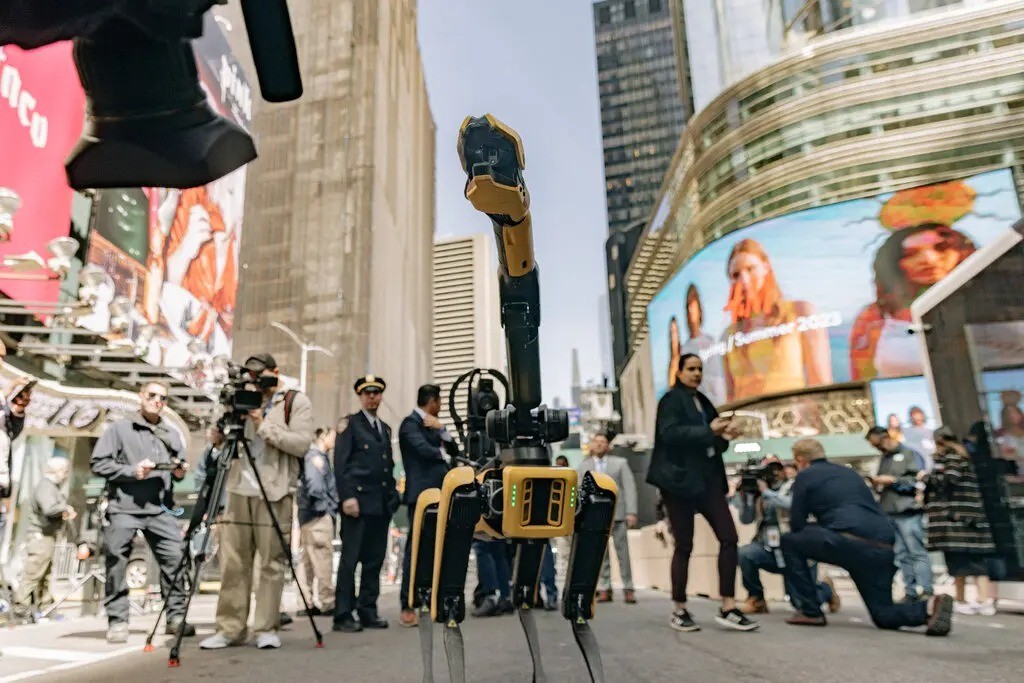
[430,468,482,683]
[238,438,324,648]
[563,471,617,683]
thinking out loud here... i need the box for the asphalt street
[2,587,1022,683]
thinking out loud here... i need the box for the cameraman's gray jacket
[91,413,185,515]
[226,390,314,502]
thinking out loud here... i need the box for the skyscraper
[219,0,435,425]
[431,234,503,427]
[593,0,692,236]
[594,0,692,387]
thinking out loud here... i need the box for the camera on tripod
[216,361,265,416]
[737,456,783,496]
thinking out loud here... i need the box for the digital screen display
[649,170,1021,406]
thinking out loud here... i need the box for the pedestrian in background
[13,457,75,619]
[297,427,339,617]
[398,384,459,627]
[579,432,638,604]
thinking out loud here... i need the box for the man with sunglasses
[91,381,191,643]
[332,375,400,633]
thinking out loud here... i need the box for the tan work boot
[399,609,419,627]
[822,576,841,613]
[740,596,769,614]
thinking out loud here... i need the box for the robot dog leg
[563,472,618,683]
[408,489,442,683]
[430,468,482,683]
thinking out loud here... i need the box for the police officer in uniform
[332,375,400,632]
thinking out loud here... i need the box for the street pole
[270,320,334,394]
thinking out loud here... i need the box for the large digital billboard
[81,14,251,369]
[648,170,1021,406]
[0,42,85,303]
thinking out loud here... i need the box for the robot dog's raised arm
[400,115,618,683]
[456,115,566,460]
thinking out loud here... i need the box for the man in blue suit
[397,384,460,626]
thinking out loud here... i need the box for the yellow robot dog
[405,115,619,683]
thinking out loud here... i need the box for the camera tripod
[144,417,324,666]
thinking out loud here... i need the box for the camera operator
[91,381,191,644]
[737,456,838,615]
[199,354,313,651]
[779,438,953,634]
[398,383,460,627]
[646,353,756,633]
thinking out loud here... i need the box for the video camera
[216,361,265,416]
[737,456,783,496]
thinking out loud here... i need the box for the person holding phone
[647,354,757,633]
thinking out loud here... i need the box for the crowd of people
[1,347,1018,651]
[647,351,1019,637]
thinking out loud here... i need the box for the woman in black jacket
[647,354,756,633]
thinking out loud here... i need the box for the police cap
[354,374,386,394]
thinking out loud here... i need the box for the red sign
[0,42,85,302]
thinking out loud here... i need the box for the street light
[270,320,334,394]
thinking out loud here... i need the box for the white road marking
[0,645,137,682]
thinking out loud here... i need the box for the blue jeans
[539,542,557,603]
[473,540,511,599]
[891,514,933,598]
[738,542,832,606]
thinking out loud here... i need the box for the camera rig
[405,115,618,683]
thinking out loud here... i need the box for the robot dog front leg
[428,468,483,683]
[563,471,618,683]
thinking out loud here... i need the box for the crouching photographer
[736,456,838,615]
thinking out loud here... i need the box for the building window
[597,5,612,25]
[624,1,636,19]
[649,0,663,13]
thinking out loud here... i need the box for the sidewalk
[0,595,219,682]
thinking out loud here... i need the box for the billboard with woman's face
[649,169,1021,406]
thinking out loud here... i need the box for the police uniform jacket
[334,411,399,517]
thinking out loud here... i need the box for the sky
[418,0,609,405]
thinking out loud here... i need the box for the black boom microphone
[239,0,303,102]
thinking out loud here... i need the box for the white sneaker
[977,600,997,617]
[199,633,232,650]
[255,632,281,649]
[953,601,978,616]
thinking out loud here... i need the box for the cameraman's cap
[354,375,386,394]
[244,353,278,372]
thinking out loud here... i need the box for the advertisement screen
[82,14,251,370]
[648,170,1021,406]
[0,43,85,303]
